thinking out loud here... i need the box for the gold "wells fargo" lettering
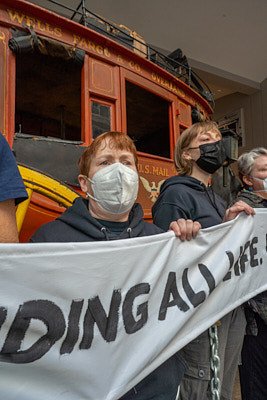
[7,10,62,37]
[73,35,110,57]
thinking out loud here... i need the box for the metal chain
[209,324,221,400]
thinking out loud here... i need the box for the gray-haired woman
[233,147,267,400]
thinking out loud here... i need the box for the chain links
[209,324,221,400]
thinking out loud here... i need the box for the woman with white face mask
[30,130,200,243]
[232,147,267,400]
[78,133,139,222]
[237,147,267,201]
[30,131,203,400]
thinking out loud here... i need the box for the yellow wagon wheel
[16,164,80,233]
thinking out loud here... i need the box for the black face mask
[195,140,226,174]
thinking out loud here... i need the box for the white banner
[0,210,267,400]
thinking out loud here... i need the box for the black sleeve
[153,203,189,231]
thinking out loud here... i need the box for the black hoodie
[152,175,226,231]
[30,197,188,399]
[30,196,163,243]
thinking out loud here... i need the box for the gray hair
[238,147,267,177]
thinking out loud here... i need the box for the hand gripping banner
[0,210,267,399]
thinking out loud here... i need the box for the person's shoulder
[0,133,7,145]
[30,219,64,243]
[0,135,28,204]
[158,176,202,205]
[0,133,12,159]
[141,220,164,235]
[0,133,14,156]
[129,203,163,235]
[233,190,265,208]
[160,175,203,193]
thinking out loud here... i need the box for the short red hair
[79,131,138,175]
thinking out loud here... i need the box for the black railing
[27,0,214,106]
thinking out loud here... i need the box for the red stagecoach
[0,0,214,241]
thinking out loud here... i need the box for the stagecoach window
[126,81,170,158]
[91,102,111,138]
[15,52,81,141]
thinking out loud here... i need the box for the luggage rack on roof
[29,0,214,107]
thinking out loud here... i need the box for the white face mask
[85,162,139,214]
[252,176,267,192]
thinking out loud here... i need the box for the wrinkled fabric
[232,189,267,335]
[232,189,267,400]
[30,196,188,399]
[153,174,245,400]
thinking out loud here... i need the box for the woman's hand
[168,218,202,241]
[223,200,255,222]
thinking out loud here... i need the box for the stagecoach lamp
[220,128,239,163]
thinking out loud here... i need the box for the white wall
[213,78,267,153]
